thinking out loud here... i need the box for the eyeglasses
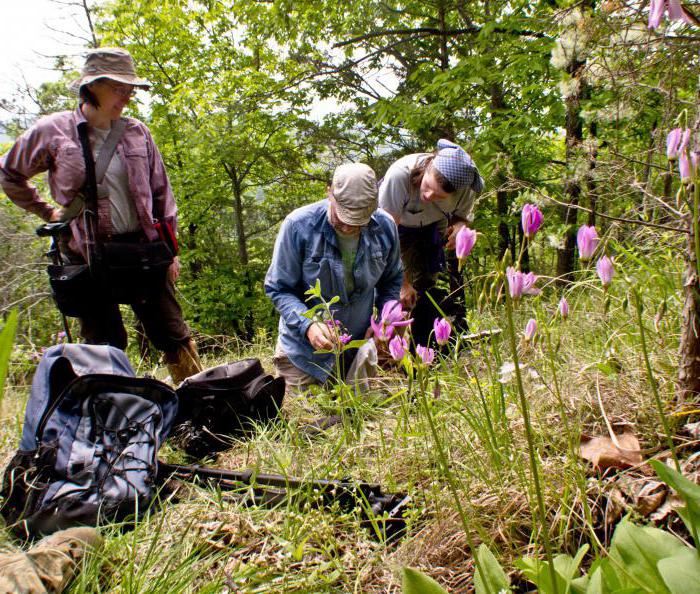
[103,80,136,98]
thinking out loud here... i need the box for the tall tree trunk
[222,162,254,340]
[222,163,249,266]
[556,71,586,281]
[587,122,598,227]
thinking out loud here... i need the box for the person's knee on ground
[273,351,321,395]
[164,338,202,384]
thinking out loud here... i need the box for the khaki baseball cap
[331,163,378,226]
[69,48,150,93]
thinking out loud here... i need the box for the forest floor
[0,262,698,593]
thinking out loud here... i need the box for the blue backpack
[1,344,178,538]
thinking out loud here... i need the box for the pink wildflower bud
[691,152,700,175]
[389,335,408,361]
[339,333,351,345]
[416,345,435,366]
[433,318,451,346]
[596,256,615,288]
[524,319,537,342]
[521,204,544,239]
[558,297,569,319]
[666,128,683,160]
[577,225,599,261]
[455,226,477,261]
[679,152,692,181]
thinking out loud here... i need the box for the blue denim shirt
[265,199,403,381]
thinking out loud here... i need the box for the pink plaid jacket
[0,108,176,257]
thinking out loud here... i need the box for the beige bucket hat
[331,163,378,226]
[69,48,150,92]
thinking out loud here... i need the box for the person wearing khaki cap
[265,163,403,390]
[0,47,202,383]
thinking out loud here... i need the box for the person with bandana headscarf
[378,139,484,346]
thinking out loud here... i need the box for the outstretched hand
[307,321,335,351]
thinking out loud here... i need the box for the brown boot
[164,338,203,384]
[0,527,102,594]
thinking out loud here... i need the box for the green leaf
[474,544,510,594]
[651,460,700,545]
[402,567,449,594]
[516,545,589,594]
[657,549,700,594]
[0,309,19,408]
[343,339,367,350]
[607,518,687,593]
[301,303,325,319]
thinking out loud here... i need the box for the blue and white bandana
[433,139,480,191]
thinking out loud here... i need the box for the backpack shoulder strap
[94,119,127,184]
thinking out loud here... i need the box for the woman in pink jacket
[0,48,201,383]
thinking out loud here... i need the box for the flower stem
[417,376,493,593]
[503,291,559,593]
[633,289,680,471]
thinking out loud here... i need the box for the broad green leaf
[608,519,687,593]
[402,567,449,594]
[474,544,510,594]
[0,309,19,408]
[657,549,700,594]
[652,460,700,545]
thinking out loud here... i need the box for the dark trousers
[61,233,191,355]
[399,222,467,347]
[78,278,191,354]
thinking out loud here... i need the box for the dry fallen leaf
[580,432,643,471]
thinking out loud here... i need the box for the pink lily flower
[416,345,435,366]
[455,227,477,261]
[521,204,544,239]
[577,225,599,261]
[433,318,452,346]
[524,318,537,341]
[680,151,692,181]
[667,128,683,160]
[596,256,615,288]
[389,335,408,361]
[507,267,540,299]
[558,297,569,320]
[370,300,413,341]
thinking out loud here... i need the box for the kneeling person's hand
[307,322,335,351]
